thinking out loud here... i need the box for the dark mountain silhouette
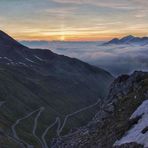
[0,30,26,49]
[0,30,113,147]
[104,35,148,45]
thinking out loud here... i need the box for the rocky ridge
[53,71,148,148]
[104,35,148,45]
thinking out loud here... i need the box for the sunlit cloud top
[0,0,148,41]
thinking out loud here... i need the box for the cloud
[22,40,148,76]
[44,6,77,19]
[130,0,148,6]
[50,43,148,76]
[52,0,140,10]
[135,9,148,18]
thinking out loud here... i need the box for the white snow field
[114,99,148,148]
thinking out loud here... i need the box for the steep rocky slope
[53,71,148,148]
[0,31,113,147]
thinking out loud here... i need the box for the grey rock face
[114,142,144,148]
[53,71,148,148]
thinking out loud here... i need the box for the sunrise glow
[0,0,148,41]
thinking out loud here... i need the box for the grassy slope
[0,63,113,147]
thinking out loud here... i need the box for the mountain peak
[120,35,135,42]
[123,35,134,38]
[0,30,14,40]
[104,35,148,45]
[0,30,25,48]
[104,38,121,45]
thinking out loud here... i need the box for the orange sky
[0,0,148,41]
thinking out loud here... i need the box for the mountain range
[104,35,148,45]
[0,30,113,147]
[0,30,147,148]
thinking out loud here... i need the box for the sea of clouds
[21,41,148,76]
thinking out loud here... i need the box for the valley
[0,31,113,147]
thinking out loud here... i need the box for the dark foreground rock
[53,71,148,148]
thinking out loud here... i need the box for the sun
[60,35,65,41]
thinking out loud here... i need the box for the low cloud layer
[22,41,148,76]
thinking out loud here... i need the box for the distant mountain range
[104,35,148,45]
[0,30,113,147]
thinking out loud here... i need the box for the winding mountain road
[0,101,27,148]
[41,99,101,148]
[11,107,44,148]
[41,117,60,148]
[58,99,101,136]
[9,99,101,148]
[32,107,45,148]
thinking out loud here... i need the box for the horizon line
[18,34,148,42]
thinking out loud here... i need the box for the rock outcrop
[53,71,148,148]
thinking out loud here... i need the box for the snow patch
[114,99,148,148]
[4,57,13,62]
[25,58,35,63]
[10,62,16,65]
[18,62,28,67]
[130,100,148,119]
[34,55,44,61]
[0,57,13,61]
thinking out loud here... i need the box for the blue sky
[0,0,148,41]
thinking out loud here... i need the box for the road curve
[41,117,60,148]
[11,107,43,148]
[10,99,101,148]
[32,107,45,148]
[58,99,101,136]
